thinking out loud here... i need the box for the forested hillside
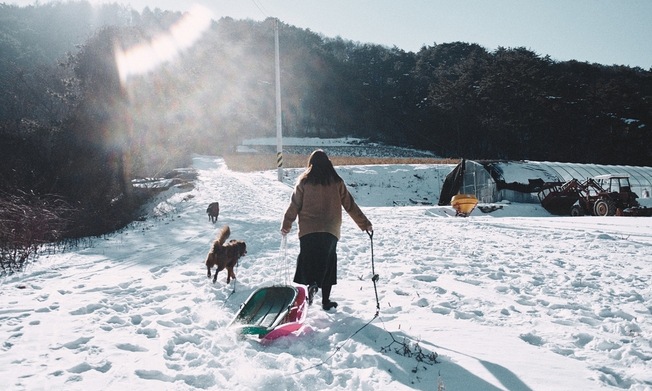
[1,1,651,266]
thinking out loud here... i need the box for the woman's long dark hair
[299,149,342,185]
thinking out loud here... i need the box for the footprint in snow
[116,342,148,352]
[137,328,158,338]
[393,288,410,296]
[413,297,429,307]
[520,332,545,346]
[574,333,594,347]
[431,306,452,315]
[68,362,93,374]
[453,309,484,319]
[51,336,93,351]
[383,306,402,314]
[414,274,438,282]
[149,265,167,275]
[135,369,175,382]
[69,303,105,316]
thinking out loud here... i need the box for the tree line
[1,2,650,270]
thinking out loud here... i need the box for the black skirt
[293,232,338,288]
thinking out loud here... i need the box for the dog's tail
[213,225,231,249]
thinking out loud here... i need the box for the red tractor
[539,174,646,216]
[580,174,639,216]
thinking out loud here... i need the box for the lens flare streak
[115,4,213,85]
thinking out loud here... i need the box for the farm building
[439,159,652,205]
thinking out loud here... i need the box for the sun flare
[115,4,213,85]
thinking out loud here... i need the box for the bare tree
[0,190,72,274]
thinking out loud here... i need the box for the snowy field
[1,154,651,391]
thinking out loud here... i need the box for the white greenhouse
[439,159,652,206]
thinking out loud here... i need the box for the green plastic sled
[229,285,308,341]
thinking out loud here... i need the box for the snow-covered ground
[2,155,651,391]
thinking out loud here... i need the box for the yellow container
[451,194,478,216]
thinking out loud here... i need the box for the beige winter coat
[282,179,371,240]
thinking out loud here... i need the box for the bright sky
[11,0,652,68]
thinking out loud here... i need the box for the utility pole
[275,18,283,181]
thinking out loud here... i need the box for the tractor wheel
[570,205,584,216]
[593,199,616,216]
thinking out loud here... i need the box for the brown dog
[206,202,220,223]
[205,225,247,284]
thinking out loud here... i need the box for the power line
[250,0,270,19]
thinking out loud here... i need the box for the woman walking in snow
[281,149,373,310]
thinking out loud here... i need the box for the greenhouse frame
[439,159,652,205]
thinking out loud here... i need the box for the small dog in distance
[206,202,220,223]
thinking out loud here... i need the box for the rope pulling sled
[228,230,378,343]
[227,229,438,375]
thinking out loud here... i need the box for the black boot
[321,284,338,311]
